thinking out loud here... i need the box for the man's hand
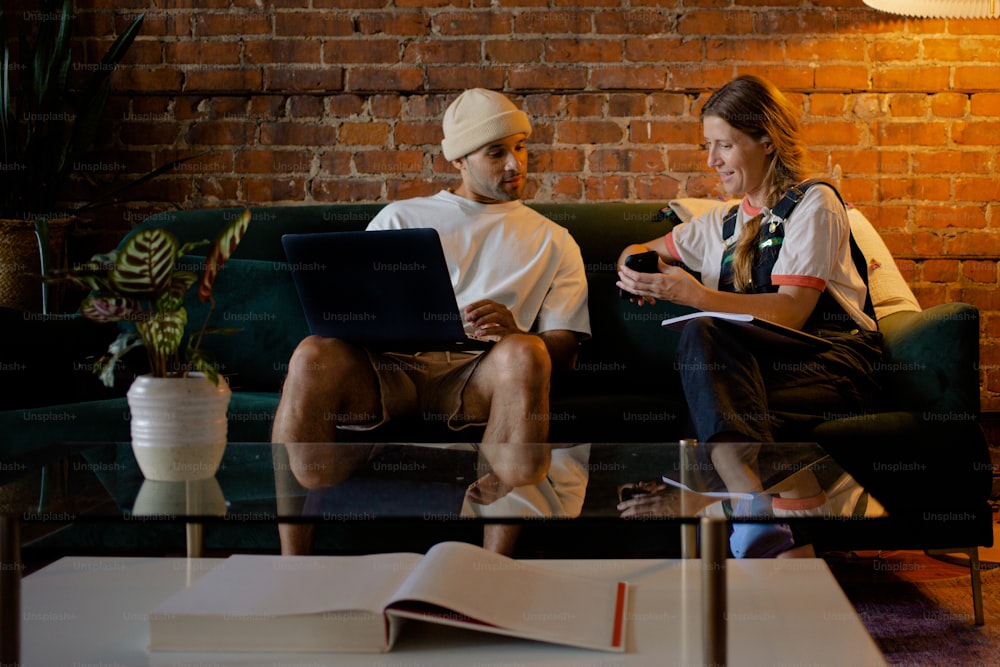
[464,299,521,341]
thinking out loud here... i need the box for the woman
[616,75,883,557]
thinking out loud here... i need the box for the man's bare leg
[272,336,381,555]
[461,334,554,553]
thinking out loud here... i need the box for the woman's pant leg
[676,317,775,443]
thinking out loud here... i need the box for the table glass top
[2,441,885,524]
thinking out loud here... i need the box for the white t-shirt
[367,190,591,338]
[664,186,877,332]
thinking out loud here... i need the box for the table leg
[701,516,727,667]
[186,523,203,559]
[1,514,21,666]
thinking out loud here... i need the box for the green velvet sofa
[2,201,993,558]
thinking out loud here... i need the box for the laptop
[281,228,493,351]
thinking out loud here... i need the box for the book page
[149,553,424,653]
[153,553,421,617]
[385,541,628,652]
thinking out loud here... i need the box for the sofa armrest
[876,303,980,416]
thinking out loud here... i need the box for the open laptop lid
[281,228,492,352]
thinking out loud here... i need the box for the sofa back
[131,203,689,395]
[130,203,981,423]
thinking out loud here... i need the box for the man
[272,89,591,555]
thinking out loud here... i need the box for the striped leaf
[137,308,187,372]
[80,293,139,322]
[159,270,198,311]
[198,209,250,303]
[110,229,179,296]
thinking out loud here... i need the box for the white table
[20,556,886,667]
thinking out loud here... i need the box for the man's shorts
[339,350,488,432]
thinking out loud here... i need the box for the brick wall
[48,1,1000,410]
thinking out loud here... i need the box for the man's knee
[286,336,367,387]
[488,334,551,386]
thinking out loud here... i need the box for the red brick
[957,177,1000,202]
[260,122,338,147]
[805,36,868,62]
[546,39,621,63]
[550,175,583,200]
[877,122,948,146]
[585,176,628,201]
[324,39,399,64]
[678,10,754,36]
[387,178,441,200]
[319,152,352,177]
[434,11,510,36]
[327,94,366,118]
[245,177,307,203]
[707,38,782,63]
[118,122,182,146]
[870,38,919,62]
[592,66,666,91]
[815,66,868,90]
[917,206,987,229]
[962,260,998,284]
[357,11,431,35]
[830,150,908,176]
[669,64,735,91]
[954,122,1000,146]
[395,121,441,146]
[566,94,604,118]
[872,67,949,91]
[515,11,592,35]
[809,94,847,117]
[557,120,624,144]
[913,150,990,175]
[630,120,701,145]
[509,66,587,90]
[369,95,402,119]
[355,150,425,175]
[246,39,323,66]
[955,66,1000,92]
[188,68,265,93]
[195,12,271,37]
[163,41,240,66]
[668,149,708,174]
[267,67,344,92]
[236,150,313,174]
[606,93,646,117]
[971,93,1000,116]
[932,93,970,118]
[530,148,585,173]
[596,8,676,35]
[403,40,480,64]
[649,93,687,117]
[888,93,928,117]
[275,12,353,37]
[485,40,545,63]
[288,96,324,118]
[116,68,184,93]
[426,66,505,91]
[346,67,425,92]
[588,148,665,173]
[635,175,680,202]
[189,121,256,146]
[923,259,960,282]
[801,121,863,146]
[338,122,391,146]
[628,38,704,63]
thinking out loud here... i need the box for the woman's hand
[617,262,703,307]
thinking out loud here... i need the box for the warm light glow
[863,0,999,17]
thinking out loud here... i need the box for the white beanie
[440,89,532,161]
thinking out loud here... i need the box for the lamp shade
[862,0,998,17]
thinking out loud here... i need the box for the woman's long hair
[701,75,807,292]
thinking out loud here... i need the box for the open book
[148,541,629,654]
[662,311,832,349]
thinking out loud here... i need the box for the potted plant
[1,1,202,312]
[50,210,252,481]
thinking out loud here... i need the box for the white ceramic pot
[126,373,231,482]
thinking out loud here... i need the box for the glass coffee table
[2,440,887,666]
